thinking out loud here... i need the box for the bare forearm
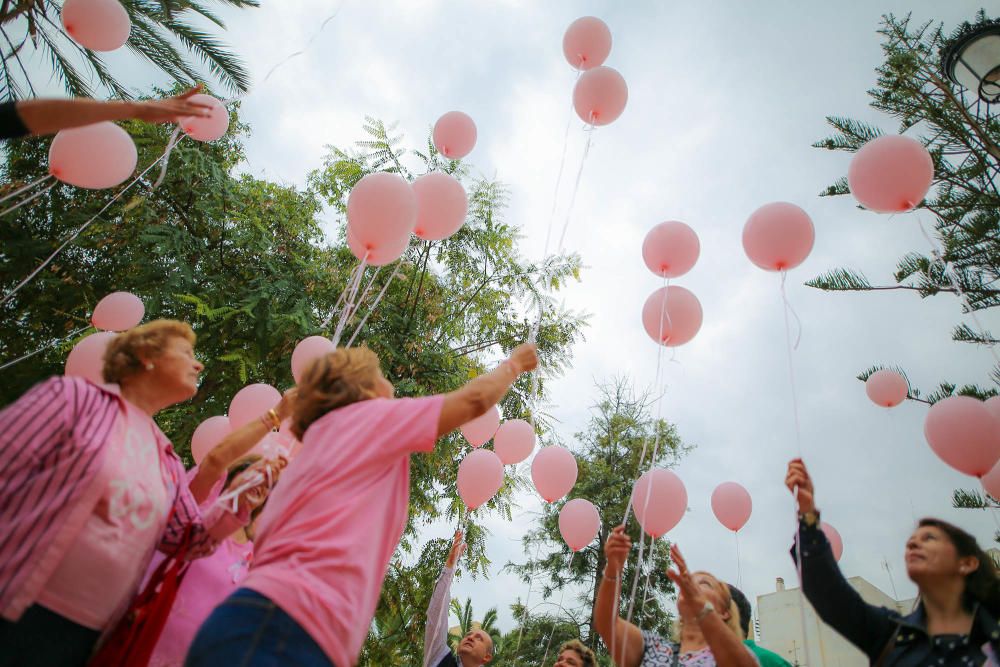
[437,362,518,437]
[15,99,139,135]
[190,419,273,503]
[700,613,755,667]
[595,575,642,667]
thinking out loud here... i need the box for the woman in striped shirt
[0,320,279,667]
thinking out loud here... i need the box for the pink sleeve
[369,395,444,456]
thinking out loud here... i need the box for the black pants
[0,604,100,667]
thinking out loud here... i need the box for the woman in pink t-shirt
[186,342,538,667]
[0,320,280,667]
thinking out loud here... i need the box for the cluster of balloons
[65,291,145,383]
[192,382,292,464]
[49,0,229,190]
[345,111,475,266]
[563,17,628,127]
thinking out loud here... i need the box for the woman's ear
[959,555,980,576]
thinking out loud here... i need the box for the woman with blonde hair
[554,639,598,667]
[187,342,539,667]
[0,320,279,667]
[594,526,758,666]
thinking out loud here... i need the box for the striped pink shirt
[0,376,247,624]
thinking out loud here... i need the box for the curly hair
[290,347,382,440]
[918,518,1000,615]
[557,639,597,667]
[102,319,196,384]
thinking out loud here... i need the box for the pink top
[243,395,444,667]
[148,537,253,667]
[37,402,171,629]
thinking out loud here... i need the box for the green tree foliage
[809,11,1000,402]
[496,603,598,666]
[0,0,257,100]
[0,98,586,664]
[448,597,500,648]
[506,378,691,657]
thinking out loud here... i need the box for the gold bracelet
[266,408,281,430]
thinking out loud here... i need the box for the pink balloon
[983,460,1000,500]
[180,94,229,142]
[229,383,282,430]
[531,445,578,502]
[433,111,477,160]
[412,172,468,241]
[710,482,752,532]
[49,122,137,189]
[91,291,144,331]
[985,396,1000,423]
[65,331,116,385]
[641,285,703,347]
[346,224,409,266]
[457,449,504,510]
[924,396,1000,477]
[291,336,336,384]
[559,498,601,551]
[821,522,844,562]
[865,369,909,408]
[346,173,417,258]
[62,0,130,52]
[191,415,232,465]
[460,405,500,447]
[642,221,700,279]
[848,135,934,214]
[494,419,535,465]
[573,66,628,126]
[631,468,687,538]
[562,16,612,70]
[742,202,815,272]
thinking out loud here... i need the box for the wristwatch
[696,601,715,622]
[799,509,821,528]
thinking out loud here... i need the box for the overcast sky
[21,0,1000,643]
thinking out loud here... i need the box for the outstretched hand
[508,343,538,374]
[446,530,467,568]
[130,85,213,124]
[603,525,631,574]
[785,458,816,515]
[665,544,709,621]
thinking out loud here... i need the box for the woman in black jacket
[786,458,1000,666]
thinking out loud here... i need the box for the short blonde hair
[291,347,382,439]
[102,319,196,384]
[558,640,597,667]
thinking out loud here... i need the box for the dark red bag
[88,524,195,667]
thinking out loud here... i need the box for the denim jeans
[0,604,100,667]
[185,588,333,667]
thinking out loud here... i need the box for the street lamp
[940,18,1000,103]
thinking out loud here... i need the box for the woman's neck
[230,528,249,545]
[119,380,163,417]
[679,622,707,652]
[921,580,974,636]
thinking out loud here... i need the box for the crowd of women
[1,317,999,667]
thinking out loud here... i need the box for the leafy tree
[0,95,586,664]
[506,378,691,655]
[809,11,1000,403]
[448,597,501,648]
[0,0,257,100]
[497,603,596,666]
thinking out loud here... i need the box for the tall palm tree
[449,598,501,649]
[0,0,258,101]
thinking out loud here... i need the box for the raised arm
[424,531,465,667]
[786,459,897,660]
[594,526,644,667]
[436,343,538,438]
[666,545,756,667]
[188,388,297,504]
[13,86,212,137]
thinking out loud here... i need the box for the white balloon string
[779,271,804,456]
[540,71,581,260]
[735,531,742,590]
[345,269,400,348]
[555,126,594,254]
[255,4,343,91]
[780,271,803,351]
[538,550,577,666]
[512,540,544,662]
[216,470,265,513]
[638,538,658,618]
[151,126,184,189]
[331,254,369,346]
[0,325,89,371]
[0,141,185,308]
[917,217,1000,367]
[625,533,651,626]
[0,180,55,217]
[321,261,362,329]
[0,173,52,206]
